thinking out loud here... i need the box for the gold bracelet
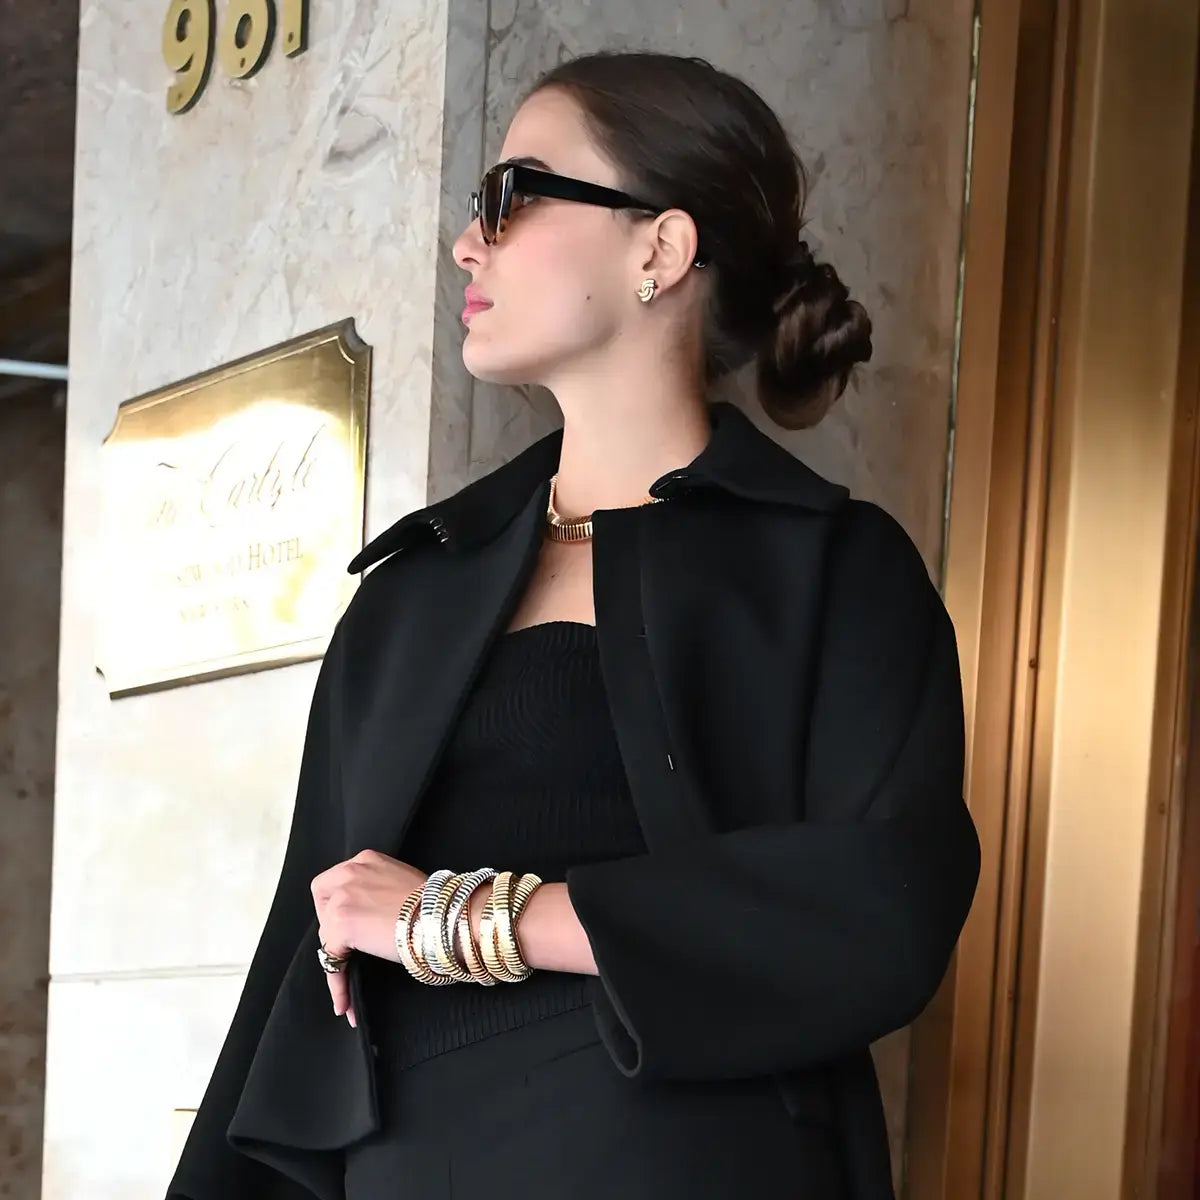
[419,869,457,977]
[485,872,519,982]
[478,888,512,981]
[427,872,474,982]
[497,872,542,979]
[394,888,453,986]
[454,875,499,986]
[479,871,541,982]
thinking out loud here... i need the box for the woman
[168,50,979,1200]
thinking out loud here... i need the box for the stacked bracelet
[430,868,495,983]
[480,870,541,982]
[394,867,542,986]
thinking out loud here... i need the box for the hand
[310,849,427,1027]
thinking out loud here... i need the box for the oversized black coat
[167,401,980,1200]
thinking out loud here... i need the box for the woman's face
[452,88,644,389]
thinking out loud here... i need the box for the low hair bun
[785,238,817,283]
[756,245,873,430]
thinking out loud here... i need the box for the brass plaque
[96,320,370,697]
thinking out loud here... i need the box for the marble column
[44,3,451,1196]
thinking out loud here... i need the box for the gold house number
[162,0,309,114]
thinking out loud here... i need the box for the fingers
[319,916,356,1027]
[321,934,357,1028]
[326,969,349,1014]
[314,865,356,1029]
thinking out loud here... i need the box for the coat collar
[347,401,848,573]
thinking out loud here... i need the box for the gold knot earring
[637,278,658,303]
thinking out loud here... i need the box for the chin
[461,356,528,387]
[461,340,543,387]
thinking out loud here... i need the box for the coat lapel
[341,484,548,859]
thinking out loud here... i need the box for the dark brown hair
[528,51,873,429]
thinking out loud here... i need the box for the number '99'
[162,0,309,114]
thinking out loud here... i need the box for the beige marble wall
[45,2,450,1196]
[0,388,63,1200]
[430,0,976,1181]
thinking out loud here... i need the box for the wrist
[514,881,566,972]
[510,881,597,976]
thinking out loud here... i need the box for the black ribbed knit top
[359,620,647,1070]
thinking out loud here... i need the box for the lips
[462,286,493,324]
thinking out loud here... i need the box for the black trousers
[343,1006,846,1198]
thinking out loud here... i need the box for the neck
[547,366,712,520]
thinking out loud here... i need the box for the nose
[453,219,487,273]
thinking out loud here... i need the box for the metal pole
[0,358,69,382]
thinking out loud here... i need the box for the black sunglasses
[468,163,707,267]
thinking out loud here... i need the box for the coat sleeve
[166,622,346,1200]
[564,502,981,1081]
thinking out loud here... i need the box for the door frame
[906,0,1200,1195]
[1126,39,1200,1198]
[905,0,1069,1191]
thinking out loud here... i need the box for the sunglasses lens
[482,168,508,244]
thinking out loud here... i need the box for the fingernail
[347,1011,357,1029]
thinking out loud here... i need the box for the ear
[636,208,702,293]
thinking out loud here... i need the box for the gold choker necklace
[545,474,665,543]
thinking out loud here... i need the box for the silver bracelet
[443,868,496,969]
[419,869,456,977]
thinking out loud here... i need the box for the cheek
[462,237,624,379]
[519,235,618,329]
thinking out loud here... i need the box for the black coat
[167,402,980,1200]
